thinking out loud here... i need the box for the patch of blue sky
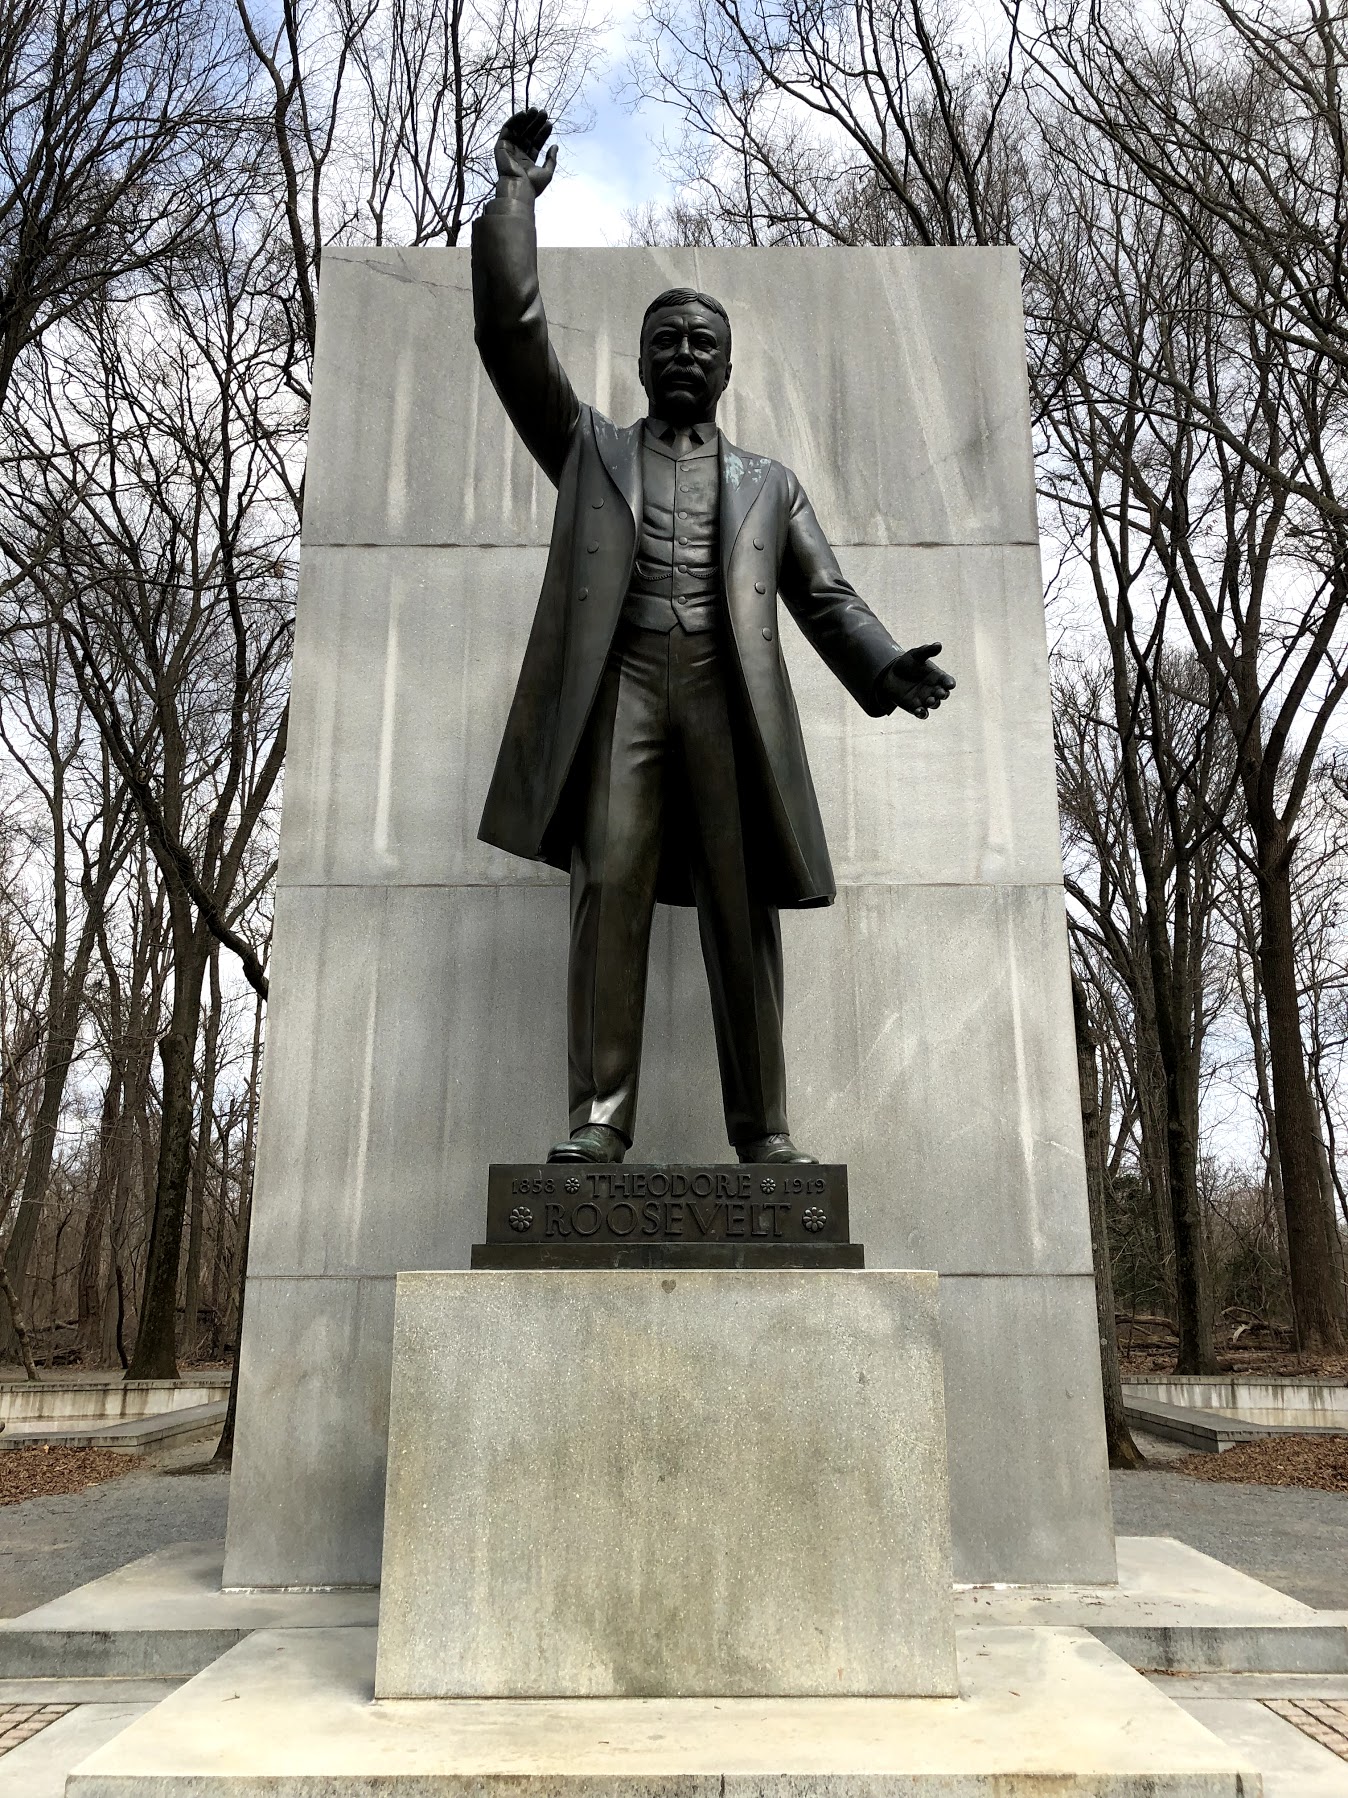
[535,20,673,245]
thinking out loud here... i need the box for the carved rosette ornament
[803,1206,828,1233]
[759,1177,778,1193]
[508,1206,534,1233]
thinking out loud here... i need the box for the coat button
[762,627,773,641]
[754,581,766,594]
[587,542,599,553]
[591,498,604,508]
[754,537,764,550]
[578,587,588,601]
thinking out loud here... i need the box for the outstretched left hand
[883,642,956,719]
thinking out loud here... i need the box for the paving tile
[0,1703,72,1754]
[1268,1697,1348,1759]
[1176,1697,1348,1796]
[0,1702,151,1798]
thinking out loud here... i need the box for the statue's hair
[641,287,731,354]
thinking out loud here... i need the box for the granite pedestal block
[68,1626,1259,1796]
[374,1269,957,1699]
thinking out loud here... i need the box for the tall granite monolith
[223,245,1116,1591]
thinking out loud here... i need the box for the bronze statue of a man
[473,109,955,1167]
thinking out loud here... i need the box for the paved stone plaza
[1,1436,1348,1790]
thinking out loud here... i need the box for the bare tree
[0,0,235,419]
[235,0,598,409]
[1071,969,1145,1463]
[1026,135,1261,1370]
[1032,0,1348,1350]
[0,620,130,1361]
[2,185,291,1374]
[1053,643,1233,1371]
[631,0,1022,246]
[345,0,599,245]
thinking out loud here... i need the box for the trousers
[568,622,789,1146]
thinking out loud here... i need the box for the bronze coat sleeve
[471,197,582,485]
[777,474,906,717]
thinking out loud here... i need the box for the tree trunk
[1244,953,1292,1294]
[1133,1030,1178,1310]
[1072,974,1144,1468]
[75,1066,123,1364]
[213,1174,251,1464]
[1117,796,1216,1373]
[1163,1022,1215,1373]
[127,912,210,1380]
[0,917,99,1361]
[1257,840,1348,1352]
[208,1118,233,1357]
[214,987,264,1464]
[0,1265,39,1381]
[181,945,221,1362]
[104,1041,146,1366]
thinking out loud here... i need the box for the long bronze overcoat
[471,198,906,908]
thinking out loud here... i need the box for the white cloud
[534,25,673,246]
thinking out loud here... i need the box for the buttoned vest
[622,426,721,634]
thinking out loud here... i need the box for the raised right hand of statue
[495,109,558,198]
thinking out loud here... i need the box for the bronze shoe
[736,1133,818,1164]
[547,1123,628,1163]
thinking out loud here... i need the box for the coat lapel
[719,435,772,581]
[592,412,643,530]
[593,417,769,559]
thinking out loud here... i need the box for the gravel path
[1,1439,1345,1623]
[0,1454,229,1620]
[1111,1466,1348,1609]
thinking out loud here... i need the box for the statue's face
[639,302,732,424]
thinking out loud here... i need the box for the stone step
[6,1537,1344,1683]
[64,1624,1258,1795]
[0,1543,376,1679]
[957,1537,1348,1675]
[1123,1397,1348,1454]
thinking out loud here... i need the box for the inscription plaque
[471,1164,863,1268]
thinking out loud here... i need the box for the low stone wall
[0,1377,230,1427]
[1123,1378,1348,1421]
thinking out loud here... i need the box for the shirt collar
[647,416,718,447]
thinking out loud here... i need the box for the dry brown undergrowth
[1121,1345,1348,1380]
[0,1444,136,1506]
[1171,1433,1348,1493]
